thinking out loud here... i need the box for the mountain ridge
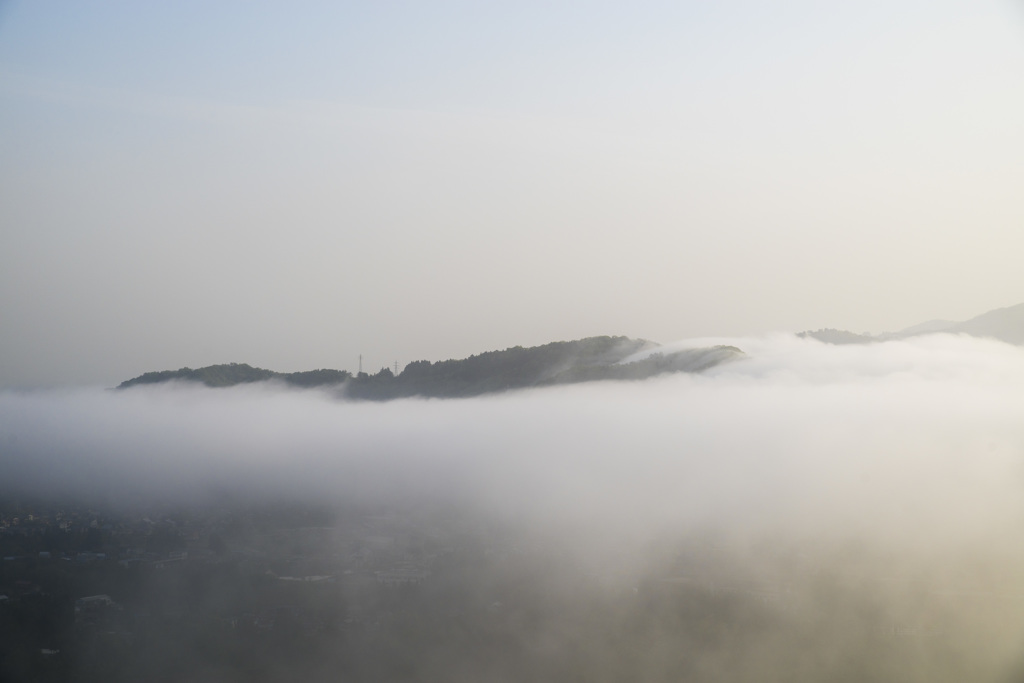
[798,302,1024,346]
[117,336,744,399]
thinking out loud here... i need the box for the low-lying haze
[4,333,1022,545]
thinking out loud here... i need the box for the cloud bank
[2,333,1022,547]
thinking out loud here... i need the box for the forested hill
[117,365,350,389]
[116,337,744,399]
[345,337,740,400]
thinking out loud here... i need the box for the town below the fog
[4,494,1024,683]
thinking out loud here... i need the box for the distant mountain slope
[117,337,745,398]
[796,329,875,345]
[945,303,1024,345]
[797,302,1024,346]
[893,319,957,336]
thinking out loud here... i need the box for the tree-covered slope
[351,336,653,400]
[117,364,350,389]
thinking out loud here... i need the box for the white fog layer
[3,333,1023,547]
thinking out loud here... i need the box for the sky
[2,1,1024,388]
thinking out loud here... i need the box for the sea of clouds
[2,332,1022,550]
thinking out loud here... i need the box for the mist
[4,333,1024,681]
[4,333,1023,529]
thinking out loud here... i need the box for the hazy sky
[2,1,1023,388]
